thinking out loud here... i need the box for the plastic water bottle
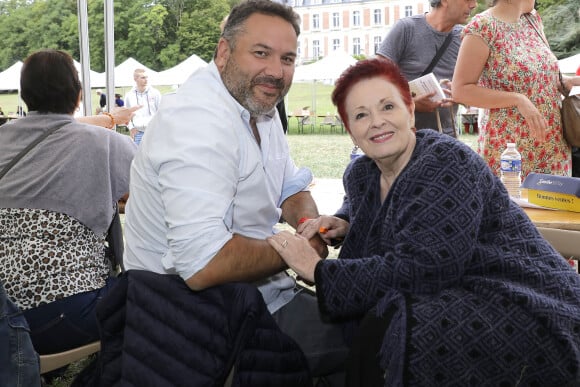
[500,143,522,198]
[350,145,364,160]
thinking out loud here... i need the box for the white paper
[569,85,580,96]
[408,73,446,102]
[511,197,557,210]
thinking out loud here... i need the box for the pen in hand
[319,226,343,247]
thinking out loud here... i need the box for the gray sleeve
[376,19,408,63]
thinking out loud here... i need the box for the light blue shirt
[123,62,312,313]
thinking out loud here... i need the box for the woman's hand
[515,94,547,142]
[296,215,349,246]
[268,230,321,283]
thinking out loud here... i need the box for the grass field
[0,82,334,117]
[286,81,336,115]
[0,86,176,116]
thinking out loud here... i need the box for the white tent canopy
[0,61,23,91]
[73,60,104,87]
[154,54,207,86]
[0,60,102,91]
[559,53,580,74]
[291,51,358,114]
[92,57,159,88]
[293,50,357,83]
[0,55,209,92]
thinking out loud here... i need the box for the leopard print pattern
[0,208,110,310]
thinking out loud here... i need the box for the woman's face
[344,77,415,163]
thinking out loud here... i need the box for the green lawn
[287,132,478,179]
[0,83,333,117]
[0,86,176,116]
[286,81,336,115]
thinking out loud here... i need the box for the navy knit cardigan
[315,130,580,386]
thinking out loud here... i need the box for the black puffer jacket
[93,270,312,387]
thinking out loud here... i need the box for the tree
[541,0,580,58]
[0,0,576,73]
[169,0,229,63]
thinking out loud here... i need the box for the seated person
[0,49,137,356]
[269,57,580,386]
[123,1,348,384]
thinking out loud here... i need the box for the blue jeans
[23,277,119,355]
[134,130,144,145]
[0,282,41,387]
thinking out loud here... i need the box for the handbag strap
[0,122,66,182]
[524,13,569,97]
[421,32,454,76]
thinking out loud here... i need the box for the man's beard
[221,57,289,116]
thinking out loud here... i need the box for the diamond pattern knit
[315,130,580,386]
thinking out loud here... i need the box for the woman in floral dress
[452,0,580,179]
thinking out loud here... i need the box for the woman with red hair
[269,57,580,386]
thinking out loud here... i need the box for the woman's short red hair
[331,57,413,133]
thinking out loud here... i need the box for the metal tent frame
[77,0,115,117]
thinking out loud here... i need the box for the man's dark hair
[429,0,442,8]
[222,0,301,50]
[21,49,82,114]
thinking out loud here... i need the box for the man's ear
[215,38,230,70]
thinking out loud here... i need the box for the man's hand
[309,233,329,259]
[413,92,442,113]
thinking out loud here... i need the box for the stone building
[274,0,431,63]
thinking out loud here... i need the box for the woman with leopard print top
[0,49,137,356]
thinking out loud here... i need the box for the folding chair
[319,114,337,134]
[298,113,314,134]
[39,341,101,374]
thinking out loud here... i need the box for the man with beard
[123,0,348,384]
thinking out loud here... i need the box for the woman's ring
[282,240,288,248]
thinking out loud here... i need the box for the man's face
[216,13,297,116]
[446,0,477,25]
[135,72,149,89]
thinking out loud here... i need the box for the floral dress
[463,11,571,179]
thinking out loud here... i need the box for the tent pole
[104,0,115,113]
[77,0,92,116]
[311,81,316,116]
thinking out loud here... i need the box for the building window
[352,10,360,27]
[404,5,413,17]
[374,36,382,54]
[313,40,321,59]
[312,14,320,30]
[353,38,361,56]
[332,12,340,28]
[373,9,382,25]
[332,39,341,51]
